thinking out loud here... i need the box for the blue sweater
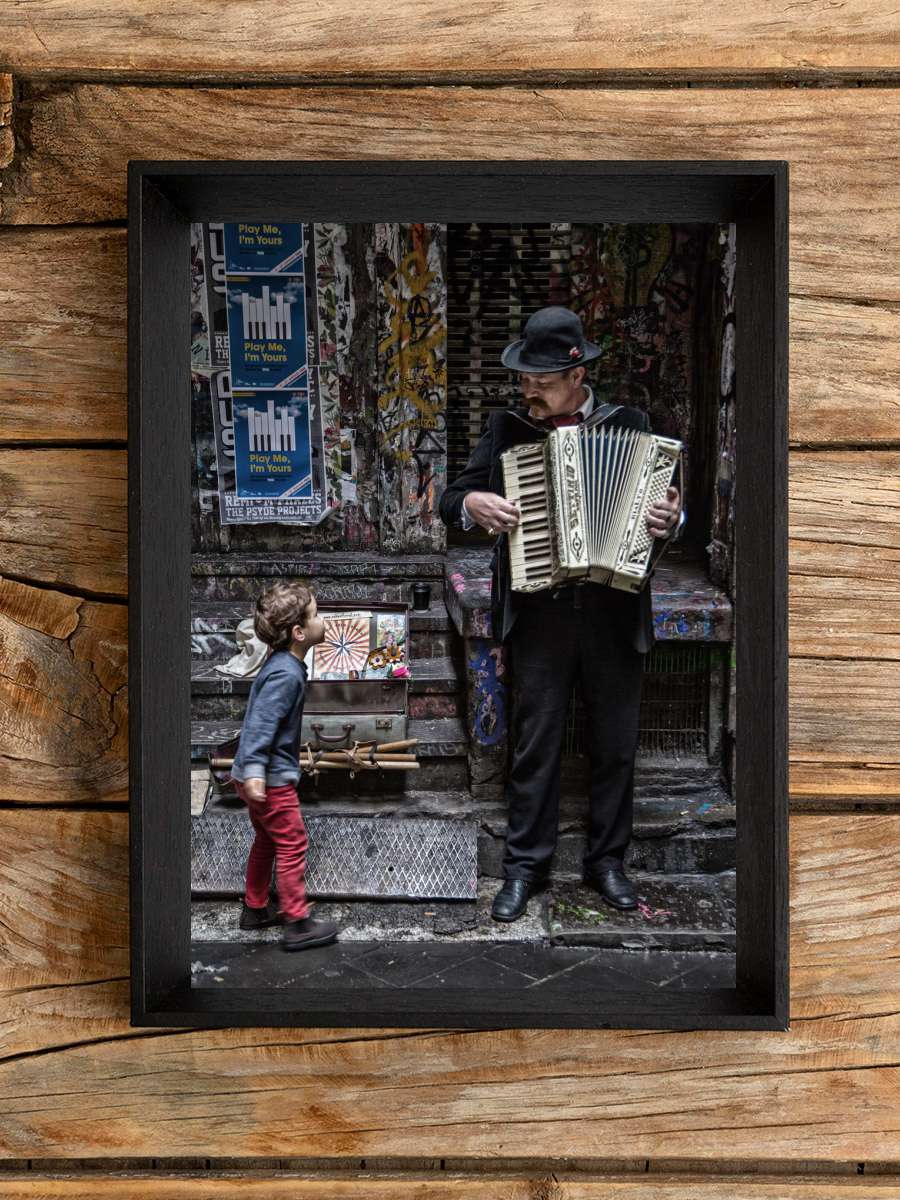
[231,650,308,787]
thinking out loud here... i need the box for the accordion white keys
[500,424,683,595]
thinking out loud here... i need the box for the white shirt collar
[577,385,595,419]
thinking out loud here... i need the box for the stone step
[192,595,454,661]
[197,773,734,877]
[443,545,733,643]
[191,552,445,604]
[190,653,465,721]
[478,787,734,878]
[191,716,469,793]
[191,869,735,954]
[547,872,735,951]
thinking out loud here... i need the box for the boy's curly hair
[254,581,315,651]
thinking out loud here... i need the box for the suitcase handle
[308,722,356,747]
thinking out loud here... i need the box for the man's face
[518,367,585,418]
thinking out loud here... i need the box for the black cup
[412,582,431,611]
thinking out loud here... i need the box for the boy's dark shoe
[281,915,339,952]
[584,866,638,910]
[239,900,282,930]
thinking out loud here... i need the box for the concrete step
[547,872,734,951]
[191,552,445,604]
[190,653,465,721]
[191,594,454,662]
[191,869,735,953]
[477,788,735,878]
[197,771,734,877]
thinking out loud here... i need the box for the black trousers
[501,581,646,882]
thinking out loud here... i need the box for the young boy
[230,580,339,952]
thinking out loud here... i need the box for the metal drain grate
[192,813,478,900]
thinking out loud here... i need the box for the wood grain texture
[0,1175,898,1198]
[0,228,126,443]
[0,74,11,173]
[0,451,126,596]
[0,577,127,804]
[0,809,127,998]
[2,227,898,447]
[788,452,900,663]
[789,764,900,802]
[0,86,897,306]
[2,3,899,79]
[0,812,897,1157]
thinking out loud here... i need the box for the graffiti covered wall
[375,223,448,554]
[191,222,449,557]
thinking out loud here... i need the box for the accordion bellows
[501,424,682,594]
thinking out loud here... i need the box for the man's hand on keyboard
[464,491,521,536]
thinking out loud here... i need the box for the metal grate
[564,643,713,760]
[446,223,571,478]
[192,813,478,900]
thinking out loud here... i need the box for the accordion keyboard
[502,445,555,591]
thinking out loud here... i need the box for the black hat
[501,305,602,374]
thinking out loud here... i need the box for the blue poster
[223,222,305,275]
[232,391,313,500]
[226,274,307,390]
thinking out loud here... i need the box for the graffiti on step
[467,639,507,748]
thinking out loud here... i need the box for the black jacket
[439,402,662,652]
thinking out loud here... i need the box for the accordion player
[501,423,683,595]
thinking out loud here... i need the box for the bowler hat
[501,305,602,374]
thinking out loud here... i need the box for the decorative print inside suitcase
[303,601,410,748]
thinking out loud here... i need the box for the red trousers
[234,781,310,920]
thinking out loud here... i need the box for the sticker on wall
[198,222,230,371]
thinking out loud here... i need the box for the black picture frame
[128,159,788,1031]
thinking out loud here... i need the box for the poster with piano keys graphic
[226,274,308,391]
[223,222,305,275]
[232,391,313,502]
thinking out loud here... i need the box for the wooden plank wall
[0,5,898,1194]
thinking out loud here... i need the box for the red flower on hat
[569,346,583,359]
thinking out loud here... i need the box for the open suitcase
[208,600,410,798]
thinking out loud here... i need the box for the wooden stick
[299,758,420,772]
[372,738,419,752]
[302,748,415,761]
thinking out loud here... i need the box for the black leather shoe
[585,866,638,910]
[491,878,536,923]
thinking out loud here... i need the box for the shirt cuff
[460,497,475,530]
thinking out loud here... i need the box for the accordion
[500,423,683,595]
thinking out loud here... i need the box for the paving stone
[190,938,735,993]
[525,946,736,992]
[342,942,490,988]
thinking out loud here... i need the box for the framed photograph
[129,160,788,1030]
